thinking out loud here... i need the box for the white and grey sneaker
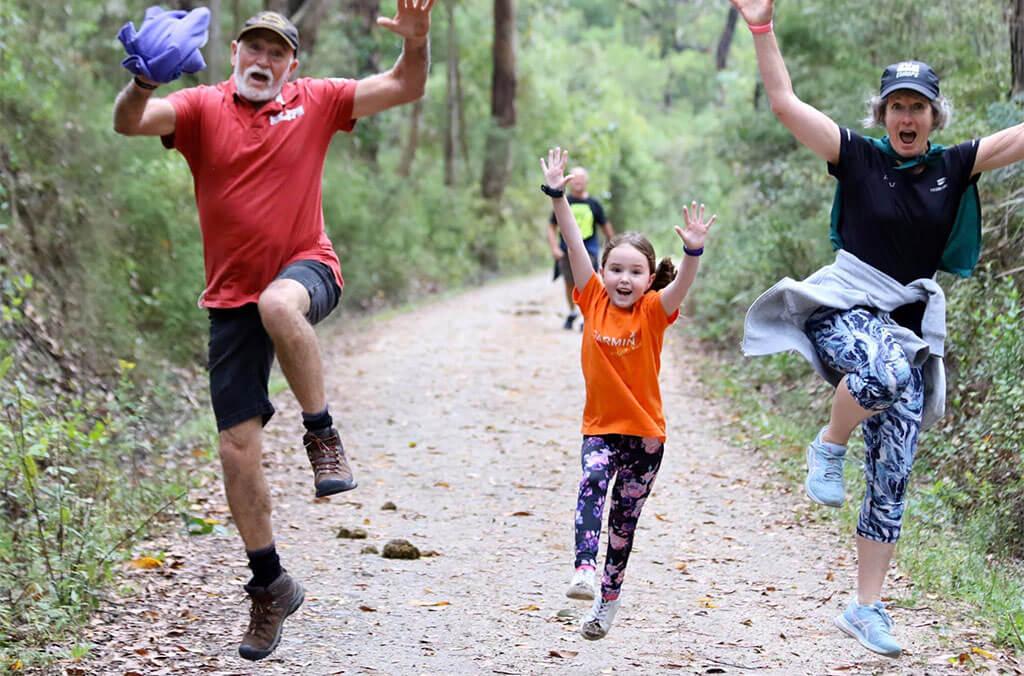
[580,595,621,640]
[565,567,596,600]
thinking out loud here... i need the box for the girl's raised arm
[660,201,717,316]
[541,147,596,293]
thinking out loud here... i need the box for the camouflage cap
[238,11,299,51]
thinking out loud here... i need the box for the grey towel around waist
[741,250,946,429]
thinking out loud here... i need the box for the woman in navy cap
[730,0,1024,660]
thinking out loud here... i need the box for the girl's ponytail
[651,257,677,291]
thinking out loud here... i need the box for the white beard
[233,62,287,102]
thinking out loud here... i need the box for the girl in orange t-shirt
[540,147,718,640]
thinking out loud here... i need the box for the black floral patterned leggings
[574,434,664,599]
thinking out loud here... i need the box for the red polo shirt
[163,77,356,308]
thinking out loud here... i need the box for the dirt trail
[60,274,1011,675]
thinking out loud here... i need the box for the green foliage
[0,358,192,664]
[929,270,1024,555]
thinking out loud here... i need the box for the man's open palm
[377,0,435,41]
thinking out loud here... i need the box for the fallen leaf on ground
[518,604,541,611]
[508,511,532,517]
[410,600,451,607]
[128,556,163,570]
[549,650,578,658]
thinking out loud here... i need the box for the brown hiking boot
[303,428,357,497]
[239,570,305,661]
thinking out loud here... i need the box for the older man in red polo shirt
[113,2,434,661]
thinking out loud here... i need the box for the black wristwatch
[541,184,564,198]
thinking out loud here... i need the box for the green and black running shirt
[550,196,608,253]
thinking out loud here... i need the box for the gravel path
[57,274,1015,675]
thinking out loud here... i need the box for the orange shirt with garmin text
[163,77,357,308]
[573,273,679,441]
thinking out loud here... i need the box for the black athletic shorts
[207,260,341,432]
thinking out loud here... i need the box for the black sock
[246,544,282,588]
[302,407,333,436]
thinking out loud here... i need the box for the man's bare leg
[220,417,305,661]
[219,417,273,550]
[257,279,325,413]
[562,278,579,329]
[257,277,355,496]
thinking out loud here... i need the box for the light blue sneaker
[805,426,846,507]
[834,600,902,657]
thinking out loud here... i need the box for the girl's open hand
[675,201,717,251]
[728,0,773,27]
[540,147,579,192]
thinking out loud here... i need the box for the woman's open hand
[728,0,773,27]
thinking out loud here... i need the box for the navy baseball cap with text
[879,61,940,100]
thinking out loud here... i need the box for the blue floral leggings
[805,307,924,544]
[574,434,664,598]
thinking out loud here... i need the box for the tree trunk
[444,0,459,186]
[715,7,738,71]
[345,0,382,163]
[1012,0,1024,99]
[455,35,471,171]
[292,0,330,57]
[489,0,516,129]
[259,0,329,56]
[480,0,517,201]
[205,0,227,83]
[398,99,423,178]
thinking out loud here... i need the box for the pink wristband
[748,20,773,34]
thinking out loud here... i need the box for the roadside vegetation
[1,0,1021,666]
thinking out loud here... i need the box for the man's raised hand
[377,0,435,41]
